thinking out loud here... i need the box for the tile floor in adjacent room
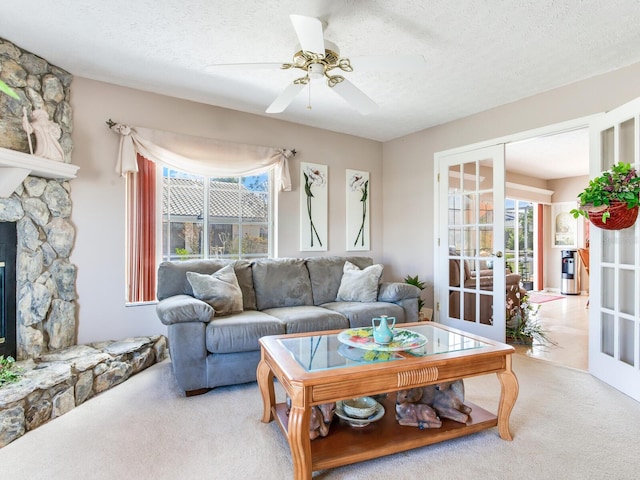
[513,292,589,371]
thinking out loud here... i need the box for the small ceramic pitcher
[372,315,396,344]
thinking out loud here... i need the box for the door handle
[492,251,503,258]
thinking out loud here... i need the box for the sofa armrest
[156,295,214,325]
[378,282,420,302]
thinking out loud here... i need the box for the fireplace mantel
[0,146,79,197]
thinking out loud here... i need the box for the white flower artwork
[346,169,370,251]
[300,162,328,251]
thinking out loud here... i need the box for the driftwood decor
[286,397,336,440]
[396,379,473,428]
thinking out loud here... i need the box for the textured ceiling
[2,0,640,148]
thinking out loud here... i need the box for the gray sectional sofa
[155,256,421,395]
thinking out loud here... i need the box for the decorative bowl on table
[335,399,385,428]
[342,396,378,418]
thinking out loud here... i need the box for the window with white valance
[109,122,295,303]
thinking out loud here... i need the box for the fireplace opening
[0,222,16,359]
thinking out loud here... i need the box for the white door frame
[435,144,507,341]
[587,97,640,402]
[433,115,601,335]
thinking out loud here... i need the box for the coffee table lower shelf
[273,395,498,471]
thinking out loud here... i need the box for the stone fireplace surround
[0,38,168,448]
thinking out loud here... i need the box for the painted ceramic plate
[337,327,428,352]
[337,343,402,363]
[335,400,385,428]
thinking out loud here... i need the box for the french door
[436,145,506,342]
[588,97,640,402]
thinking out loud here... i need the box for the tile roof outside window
[162,178,268,220]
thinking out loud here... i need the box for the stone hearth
[0,335,168,447]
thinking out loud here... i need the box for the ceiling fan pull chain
[307,82,312,110]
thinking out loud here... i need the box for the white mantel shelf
[0,146,79,198]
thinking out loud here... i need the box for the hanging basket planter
[586,201,639,230]
[570,162,640,231]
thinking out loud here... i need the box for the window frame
[157,164,274,264]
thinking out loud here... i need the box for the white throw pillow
[336,261,383,302]
[186,264,244,316]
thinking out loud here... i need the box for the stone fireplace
[1,36,77,361]
[0,171,77,360]
[0,38,168,449]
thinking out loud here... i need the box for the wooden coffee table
[257,322,518,480]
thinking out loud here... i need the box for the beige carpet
[2,355,639,480]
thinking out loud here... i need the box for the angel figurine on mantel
[22,108,65,162]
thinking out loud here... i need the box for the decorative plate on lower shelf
[337,327,428,352]
[337,344,403,363]
[335,400,385,428]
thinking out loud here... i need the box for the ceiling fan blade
[206,62,284,72]
[330,78,377,115]
[290,14,325,55]
[349,54,427,72]
[266,82,305,113]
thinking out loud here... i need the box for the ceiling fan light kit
[209,14,426,115]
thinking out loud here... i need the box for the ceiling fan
[207,14,426,115]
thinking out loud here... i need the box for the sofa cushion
[233,260,257,310]
[187,265,244,316]
[322,301,405,328]
[252,258,313,310]
[378,282,421,302]
[206,310,285,354]
[157,259,256,310]
[306,256,373,305]
[156,295,214,325]
[262,306,349,334]
[336,261,383,302]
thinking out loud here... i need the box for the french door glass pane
[601,313,614,357]
[463,194,476,225]
[619,118,635,164]
[619,269,635,316]
[619,228,635,265]
[601,127,615,168]
[620,317,635,366]
[602,230,615,263]
[601,267,615,309]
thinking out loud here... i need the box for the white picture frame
[552,202,578,248]
[346,169,370,251]
[300,162,328,251]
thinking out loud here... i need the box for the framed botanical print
[552,202,577,248]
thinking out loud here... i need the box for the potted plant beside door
[570,162,640,230]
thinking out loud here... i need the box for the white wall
[546,175,591,292]
[71,59,640,342]
[382,62,640,308]
[70,78,382,344]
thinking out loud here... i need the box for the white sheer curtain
[109,123,293,191]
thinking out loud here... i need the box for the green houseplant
[0,355,22,386]
[570,162,640,228]
[404,274,425,317]
[506,293,554,346]
[0,79,20,100]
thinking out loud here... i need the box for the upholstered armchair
[449,254,524,324]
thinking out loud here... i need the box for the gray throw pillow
[186,264,244,316]
[336,261,383,302]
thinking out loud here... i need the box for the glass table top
[277,324,491,373]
